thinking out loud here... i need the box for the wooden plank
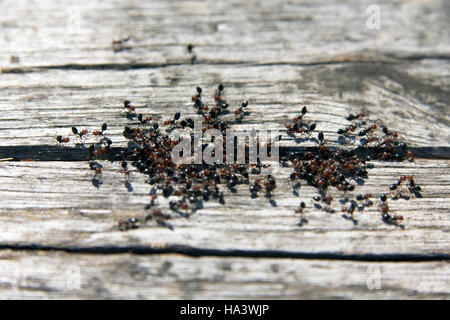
[0,0,448,300]
[0,250,448,299]
[0,0,449,68]
[0,63,448,152]
[0,159,448,257]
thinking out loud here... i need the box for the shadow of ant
[297,218,308,227]
[342,214,358,225]
[339,197,349,204]
[92,177,103,188]
[337,135,356,145]
[156,220,174,231]
[292,182,301,196]
[75,143,87,149]
[125,181,133,192]
[313,202,335,213]
[293,136,319,144]
[382,217,405,230]
[357,201,373,211]
[125,111,137,120]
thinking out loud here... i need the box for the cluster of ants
[285,108,421,227]
[57,84,422,231]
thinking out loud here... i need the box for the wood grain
[0,250,448,299]
[1,0,449,67]
[0,159,448,258]
[0,63,448,153]
[0,0,448,299]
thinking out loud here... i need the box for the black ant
[121,161,131,179]
[138,113,152,124]
[318,131,324,144]
[295,201,306,214]
[56,135,70,145]
[286,106,315,136]
[346,112,365,121]
[187,44,196,64]
[379,189,404,227]
[89,161,103,177]
[164,112,181,126]
[356,193,372,201]
[234,101,249,121]
[123,100,135,112]
[118,217,140,231]
[249,179,262,197]
[93,123,107,137]
[72,127,88,140]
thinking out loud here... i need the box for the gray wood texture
[0,250,448,299]
[0,0,449,299]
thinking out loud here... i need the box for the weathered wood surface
[1,0,449,67]
[0,159,448,259]
[0,63,449,152]
[0,250,448,299]
[0,0,449,299]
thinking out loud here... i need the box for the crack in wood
[0,243,448,262]
[1,54,449,73]
[1,145,448,161]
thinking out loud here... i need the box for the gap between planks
[0,243,449,262]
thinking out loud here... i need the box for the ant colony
[57,84,422,231]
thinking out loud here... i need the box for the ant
[341,200,358,224]
[214,84,229,112]
[121,161,131,179]
[187,44,196,64]
[313,194,333,205]
[118,217,140,231]
[294,201,306,214]
[358,124,377,137]
[138,113,152,124]
[234,101,249,121]
[112,37,131,45]
[89,161,103,177]
[123,100,135,112]
[378,189,404,227]
[295,201,309,226]
[390,175,422,199]
[286,106,316,136]
[93,123,108,137]
[164,112,181,126]
[112,37,131,53]
[91,141,111,157]
[356,193,372,201]
[56,135,70,145]
[192,87,205,113]
[214,83,224,101]
[406,151,414,160]
[249,179,262,197]
[292,106,308,122]
[346,112,365,121]
[192,86,202,101]
[318,131,324,144]
[145,195,159,209]
[72,127,88,141]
